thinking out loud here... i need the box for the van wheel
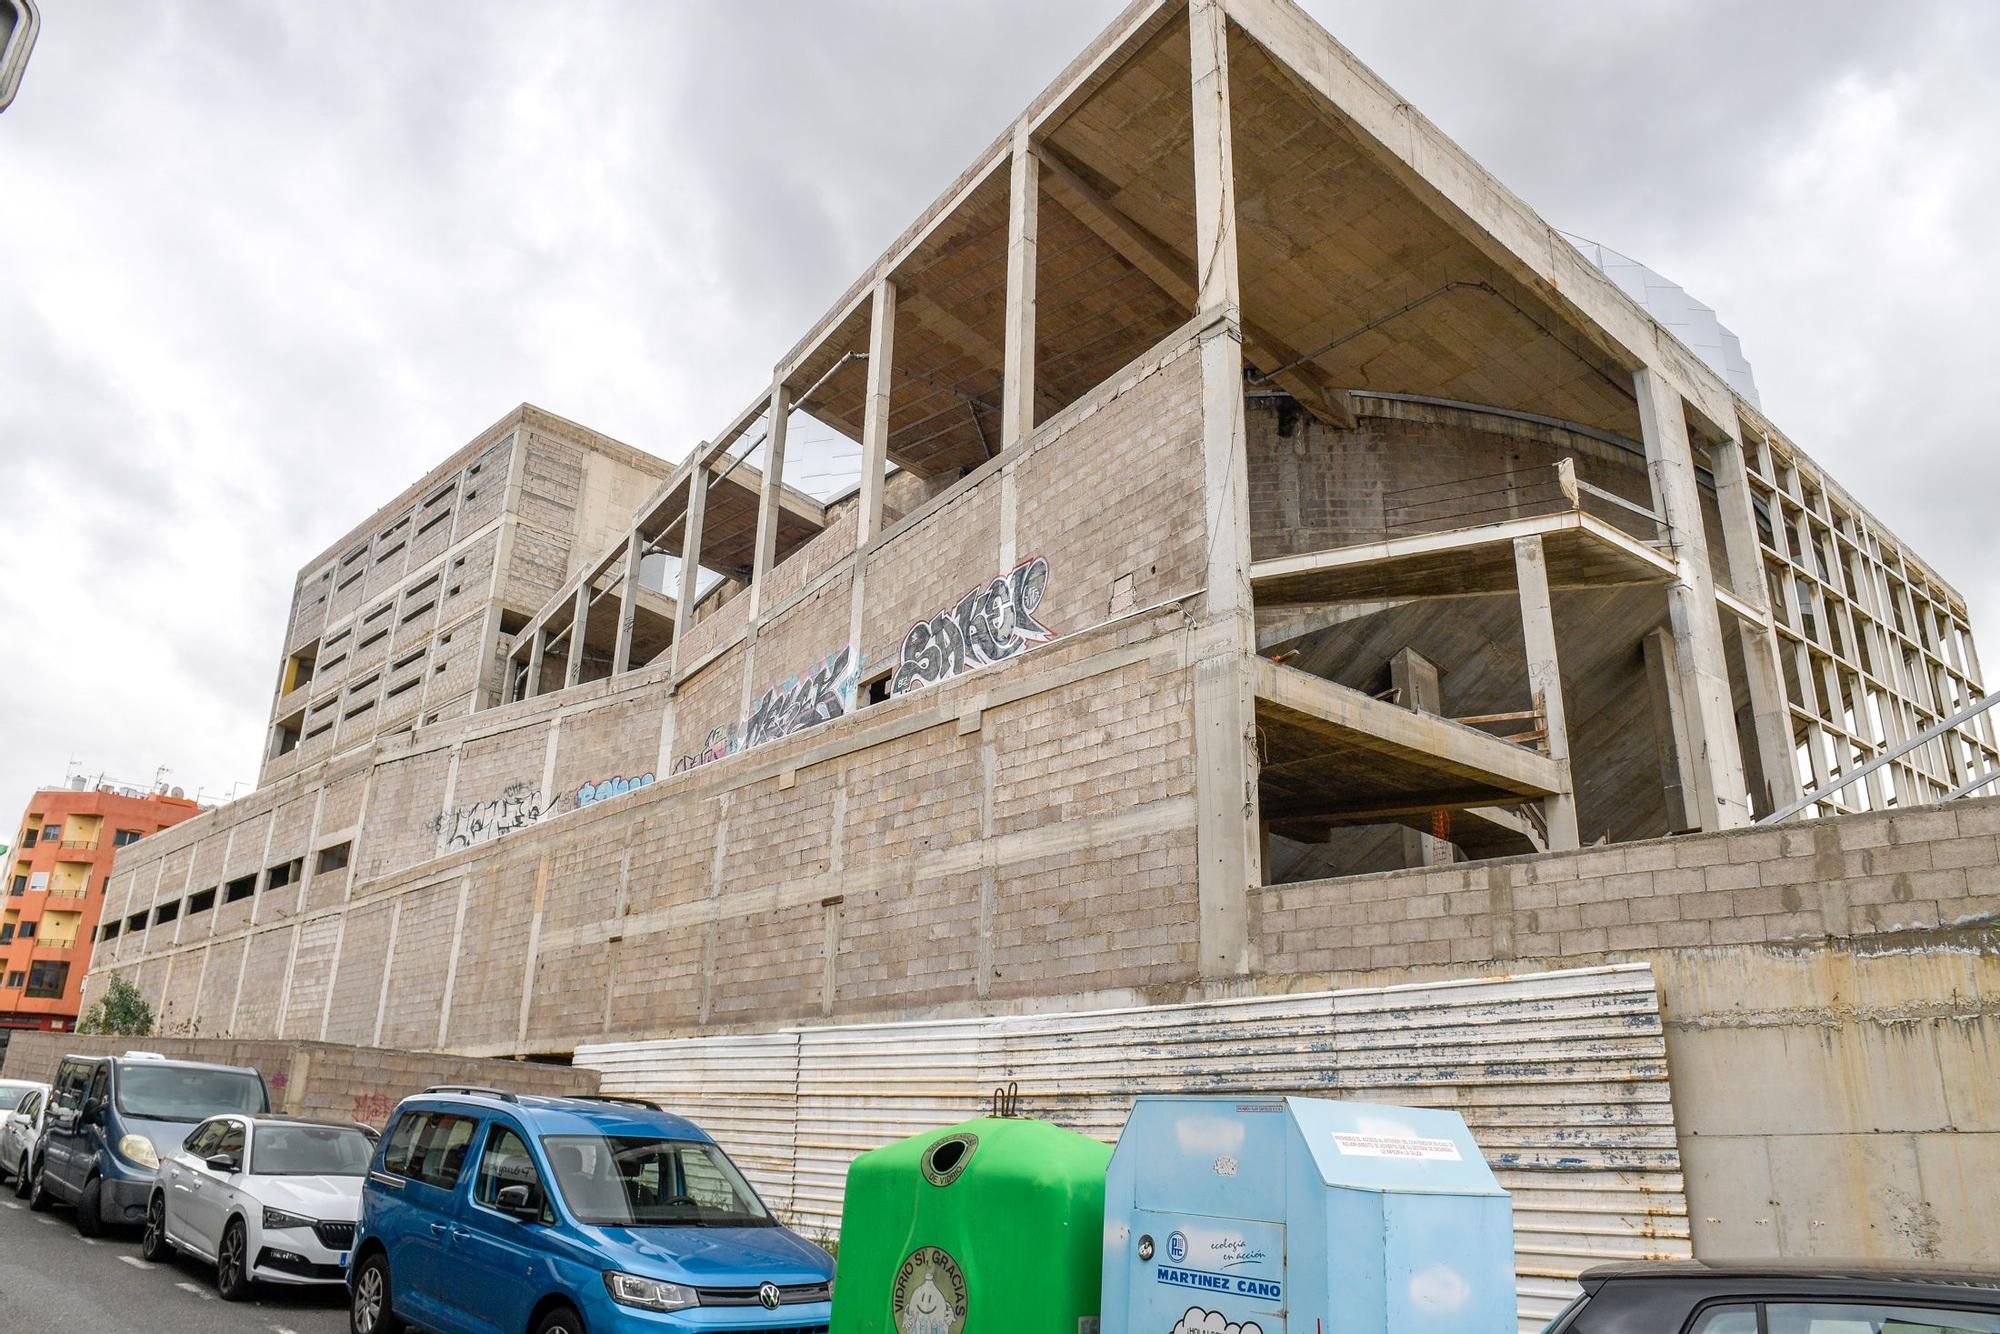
[141,1192,173,1261]
[74,1178,105,1237]
[534,1306,587,1334]
[216,1218,253,1300]
[27,1159,55,1211]
[350,1252,406,1334]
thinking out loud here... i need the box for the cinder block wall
[89,327,1215,1056]
[1253,798,2000,980]
[0,1033,597,1127]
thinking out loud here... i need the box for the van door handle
[449,1226,471,1239]
[429,1222,450,1237]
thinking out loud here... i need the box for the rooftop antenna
[153,764,171,793]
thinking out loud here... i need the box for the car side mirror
[495,1182,544,1221]
[205,1153,239,1174]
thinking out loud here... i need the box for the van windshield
[115,1065,267,1122]
[541,1135,774,1228]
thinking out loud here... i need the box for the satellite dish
[169,786,186,799]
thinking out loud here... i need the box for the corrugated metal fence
[574,963,1689,1331]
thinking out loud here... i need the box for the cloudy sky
[1,0,1994,828]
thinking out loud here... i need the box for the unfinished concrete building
[85,0,1999,1312]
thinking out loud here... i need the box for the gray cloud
[0,1,1992,824]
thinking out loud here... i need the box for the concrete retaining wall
[0,1033,597,1127]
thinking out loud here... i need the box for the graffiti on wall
[576,773,655,809]
[891,555,1055,696]
[431,782,557,851]
[672,645,862,774]
[674,727,734,774]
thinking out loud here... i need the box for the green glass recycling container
[830,1116,1112,1334]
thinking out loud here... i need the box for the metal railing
[1759,690,2000,823]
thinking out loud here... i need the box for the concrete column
[857,279,897,548]
[612,529,642,674]
[749,379,791,615]
[670,465,710,676]
[1711,423,1801,816]
[1514,535,1581,850]
[563,580,590,689]
[1189,0,1257,980]
[525,626,546,701]
[1643,626,1699,833]
[1390,648,1454,866]
[1001,129,1039,447]
[1190,0,1239,319]
[1633,367,1751,828]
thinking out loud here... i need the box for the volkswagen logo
[758,1282,782,1311]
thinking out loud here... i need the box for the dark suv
[1545,1261,2000,1333]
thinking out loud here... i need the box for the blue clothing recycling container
[1101,1096,1515,1334]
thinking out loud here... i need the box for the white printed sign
[1331,1131,1461,1162]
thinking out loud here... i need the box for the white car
[0,1079,48,1191]
[139,1112,374,1299]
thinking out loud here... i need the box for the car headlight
[117,1134,158,1168]
[604,1271,697,1312]
[262,1207,316,1231]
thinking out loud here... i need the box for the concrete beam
[563,581,590,689]
[1635,368,1752,829]
[1222,0,1738,432]
[857,279,896,548]
[1253,657,1564,797]
[749,378,791,614]
[1002,128,1039,448]
[669,465,710,677]
[1514,534,1580,850]
[613,529,642,675]
[1190,0,1258,980]
[525,626,546,701]
[1389,647,1453,867]
[1716,418,1803,817]
[1643,626,1699,833]
[1035,144,1355,429]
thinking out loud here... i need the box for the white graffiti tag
[891,555,1053,696]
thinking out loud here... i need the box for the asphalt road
[0,1189,350,1334]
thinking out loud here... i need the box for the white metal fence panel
[584,1030,800,1211]
[574,963,1688,1331]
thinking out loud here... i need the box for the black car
[1545,1261,2000,1333]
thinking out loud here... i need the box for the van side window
[51,1060,91,1110]
[86,1065,109,1108]
[384,1111,479,1189]
[381,1112,425,1176]
[410,1115,477,1189]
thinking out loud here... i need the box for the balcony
[57,839,99,851]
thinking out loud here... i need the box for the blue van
[31,1050,268,1235]
[350,1086,834,1334]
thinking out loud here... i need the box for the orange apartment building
[2,783,200,1036]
